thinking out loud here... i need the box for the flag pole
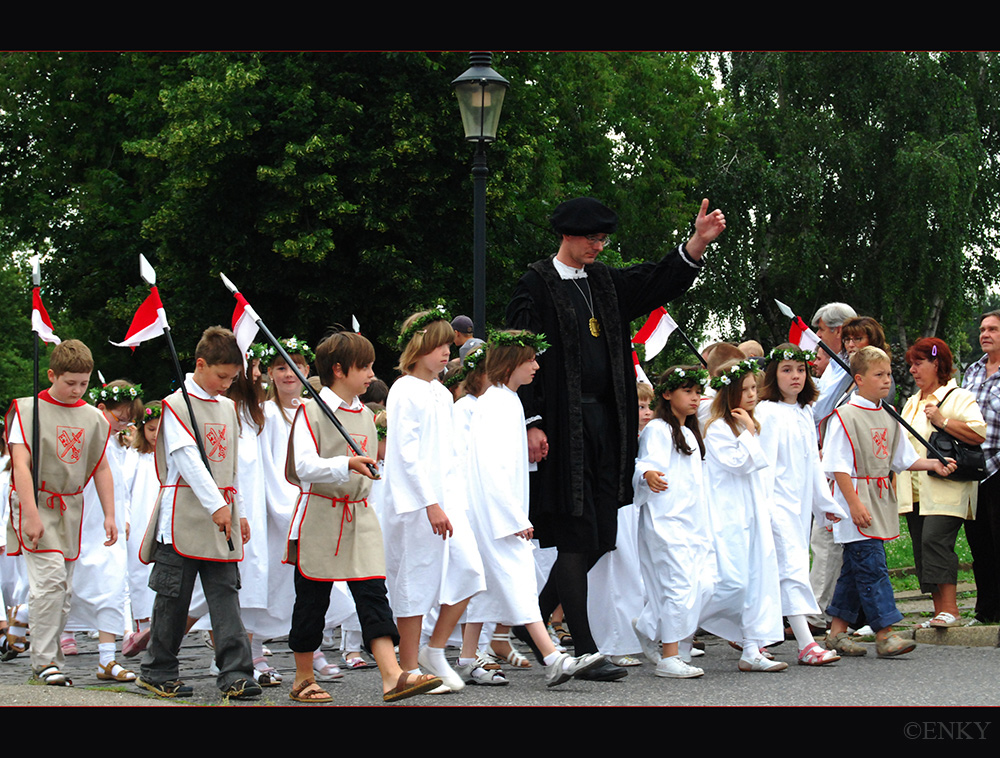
[30,257,41,504]
[220,273,378,478]
[673,326,708,368]
[774,298,949,463]
[140,256,235,551]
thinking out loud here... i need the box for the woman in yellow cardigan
[898,338,987,628]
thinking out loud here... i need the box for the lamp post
[452,51,509,341]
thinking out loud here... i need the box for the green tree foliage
[1,51,997,404]
[703,52,993,361]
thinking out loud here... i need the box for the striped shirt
[963,354,1000,479]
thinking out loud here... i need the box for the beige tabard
[139,389,242,563]
[284,401,385,581]
[4,394,110,560]
[832,402,902,540]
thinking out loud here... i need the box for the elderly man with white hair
[807,302,857,634]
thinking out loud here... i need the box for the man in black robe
[506,196,725,679]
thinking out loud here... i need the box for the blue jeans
[826,538,903,631]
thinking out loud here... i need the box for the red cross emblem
[204,423,227,462]
[350,433,369,455]
[56,426,84,463]
[871,427,889,460]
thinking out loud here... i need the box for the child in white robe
[458,331,602,687]
[756,345,847,666]
[699,359,786,672]
[123,401,161,659]
[381,309,486,692]
[632,367,716,678]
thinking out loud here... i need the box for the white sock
[542,651,562,667]
[741,640,760,661]
[98,641,116,668]
[788,615,815,651]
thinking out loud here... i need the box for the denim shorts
[826,538,903,631]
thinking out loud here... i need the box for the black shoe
[137,676,193,698]
[573,658,628,681]
[222,677,263,700]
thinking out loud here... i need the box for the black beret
[548,197,618,235]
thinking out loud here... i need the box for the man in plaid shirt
[962,310,1000,623]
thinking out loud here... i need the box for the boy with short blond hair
[137,326,258,699]
[5,338,117,685]
[822,346,956,657]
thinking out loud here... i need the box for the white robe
[234,410,268,610]
[382,376,484,617]
[127,450,158,622]
[632,421,716,645]
[67,440,132,634]
[237,400,299,637]
[464,385,538,625]
[698,420,783,647]
[756,401,847,617]
[587,503,645,655]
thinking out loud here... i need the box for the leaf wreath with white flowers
[767,346,817,364]
[397,305,451,350]
[709,360,759,391]
[272,336,315,364]
[656,367,709,396]
[247,343,275,363]
[444,344,487,388]
[488,330,550,355]
[88,384,142,405]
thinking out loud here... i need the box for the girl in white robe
[123,401,160,658]
[632,367,716,679]
[699,359,786,672]
[756,345,847,666]
[458,331,603,687]
[381,310,486,692]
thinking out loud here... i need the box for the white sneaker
[655,656,704,679]
[545,652,603,687]
[417,646,465,692]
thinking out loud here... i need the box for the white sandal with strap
[487,632,532,668]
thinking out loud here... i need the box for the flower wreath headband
[397,305,452,351]
[443,344,488,389]
[709,359,760,391]
[140,404,163,422]
[488,329,550,355]
[260,336,315,367]
[88,384,143,405]
[767,346,817,364]
[656,367,709,396]
[247,343,275,364]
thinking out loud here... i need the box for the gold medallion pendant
[589,317,601,337]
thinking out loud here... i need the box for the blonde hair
[850,345,891,378]
[396,312,453,376]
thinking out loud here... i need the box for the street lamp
[452,51,509,340]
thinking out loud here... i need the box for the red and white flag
[632,307,677,361]
[231,291,260,365]
[787,314,820,352]
[110,287,168,351]
[31,287,61,345]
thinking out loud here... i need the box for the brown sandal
[289,678,332,703]
[383,672,441,703]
